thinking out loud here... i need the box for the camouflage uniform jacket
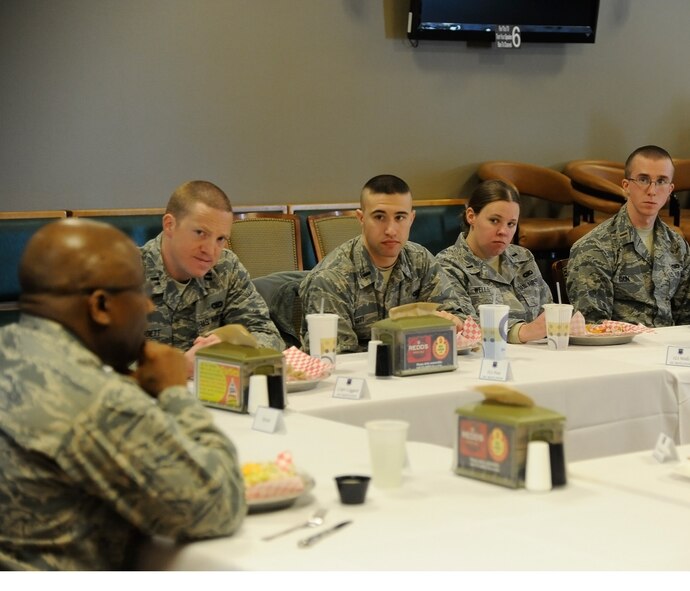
[437,233,553,334]
[0,315,247,571]
[566,203,690,326]
[299,235,476,353]
[141,234,284,351]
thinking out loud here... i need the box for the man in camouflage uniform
[300,174,476,353]
[567,145,690,327]
[0,219,246,570]
[141,180,284,374]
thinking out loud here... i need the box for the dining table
[137,410,690,571]
[285,327,690,461]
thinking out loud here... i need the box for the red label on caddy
[406,335,432,364]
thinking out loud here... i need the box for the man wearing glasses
[567,145,690,326]
[0,219,246,570]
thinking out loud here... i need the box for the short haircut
[624,145,674,178]
[360,174,411,206]
[466,179,520,222]
[165,180,233,219]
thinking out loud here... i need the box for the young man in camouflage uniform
[141,180,284,374]
[299,174,476,353]
[567,145,690,326]
[0,219,246,570]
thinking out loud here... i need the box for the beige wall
[1,0,689,211]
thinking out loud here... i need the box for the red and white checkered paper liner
[456,315,482,348]
[244,451,304,501]
[283,346,332,380]
[569,311,654,336]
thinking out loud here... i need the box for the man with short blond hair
[141,181,284,373]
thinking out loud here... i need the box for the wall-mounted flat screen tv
[408,0,600,44]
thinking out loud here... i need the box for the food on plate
[585,323,624,335]
[242,452,304,500]
[285,364,309,382]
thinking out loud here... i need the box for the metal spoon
[262,507,328,541]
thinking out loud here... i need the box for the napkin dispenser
[454,387,565,488]
[370,315,456,376]
[194,342,284,413]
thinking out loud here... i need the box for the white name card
[665,346,690,367]
[252,406,284,434]
[333,377,369,400]
[479,359,513,382]
[652,432,679,463]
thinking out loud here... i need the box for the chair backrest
[410,198,467,254]
[288,202,359,269]
[70,208,165,246]
[307,211,361,262]
[551,259,570,304]
[228,213,303,278]
[477,161,574,208]
[562,160,626,223]
[0,210,70,321]
[252,270,308,348]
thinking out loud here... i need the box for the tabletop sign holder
[665,346,690,367]
[652,433,679,463]
[252,406,285,434]
[333,377,370,400]
[479,359,513,382]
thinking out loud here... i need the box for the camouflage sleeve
[59,382,247,541]
[566,241,614,323]
[299,270,361,353]
[221,260,285,351]
[421,254,477,321]
[671,245,690,325]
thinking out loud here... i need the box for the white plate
[457,345,479,355]
[247,472,316,513]
[286,379,321,393]
[569,334,636,346]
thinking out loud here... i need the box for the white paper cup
[365,420,409,488]
[247,374,269,415]
[478,304,509,360]
[525,440,552,492]
[306,313,339,365]
[543,303,574,351]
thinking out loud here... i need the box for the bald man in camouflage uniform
[300,175,475,353]
[0,219,246,570]
[567,146,690,327]
[141,181,283,374]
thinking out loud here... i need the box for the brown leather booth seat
[477,161,574,252]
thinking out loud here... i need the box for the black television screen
[408,0,600,44]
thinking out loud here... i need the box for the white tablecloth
[137,412,690,571]
[287,334,681,461]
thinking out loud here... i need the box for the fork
[262,507,327,541]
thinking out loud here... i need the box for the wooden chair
[477,161,574,253]
[288,202,359,269]
[228,213,303,278]
[0,210,70,325]
[562,160,626,225]
[551,258,570,304]
[233,204,288,214]
[307,210,361,262]
[564,159,684,240]
[69,208,165,246]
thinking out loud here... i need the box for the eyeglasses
[626,176,672,189]
[33,282,153,298]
